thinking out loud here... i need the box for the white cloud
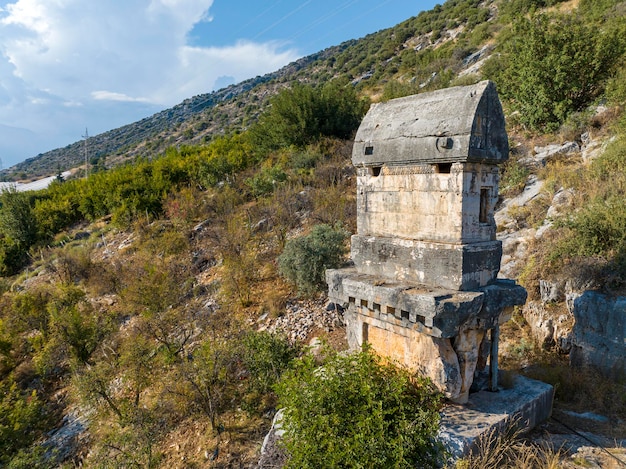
[0,0,301,167]
[91,91,150,103]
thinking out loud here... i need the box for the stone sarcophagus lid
[327,81,527,403]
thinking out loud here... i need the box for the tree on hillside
[0,188,38,250]
[252,81,369,151]
[484,13,626,130]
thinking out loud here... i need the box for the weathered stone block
[438,375,554,458]
[569,291,626,376]
[350,235,502,290]
[356,163,499,244]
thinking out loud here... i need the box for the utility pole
[82,128,89,178]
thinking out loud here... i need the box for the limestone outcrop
[568,291,626,376]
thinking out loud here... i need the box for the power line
[289,0,361,42]
[254,0,314,39]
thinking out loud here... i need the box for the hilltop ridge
[1,0,498,180]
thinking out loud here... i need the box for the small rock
[73,231,90,241]
[539,279,564,304]
[546,187,574,220]
[253,218,272,233]
[193,219,210,232]
[326,302,344,313]
[524,141,581,167]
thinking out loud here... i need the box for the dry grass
[452,423,564,469]
[551,0,580,14]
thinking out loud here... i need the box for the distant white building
[0,171,71,193]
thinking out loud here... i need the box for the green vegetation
[485,13,626,130]
[0,380,47,466]
[1,0,626,466]
[0,79,361,466]
[278,223,348,295]
[499,157,530,198]
[527,135,626,291]
[276,346,443,469]
[252,81,368,150]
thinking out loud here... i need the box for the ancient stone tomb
[326,81,527,403]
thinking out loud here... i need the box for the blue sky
[0,0,438,169]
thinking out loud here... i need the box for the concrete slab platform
[438,374,554,458]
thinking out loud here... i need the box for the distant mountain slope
[1,0,500,180]
[0,47,343,180]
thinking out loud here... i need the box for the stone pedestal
[438,374,554,458]
[327,268,526,402]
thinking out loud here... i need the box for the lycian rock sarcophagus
[326,81,527,403]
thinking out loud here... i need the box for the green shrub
[0,237,27,277]
[288,149,323,171]
[275,346,443,468]
[252,81,368,151]
[499,158,530,198]
[0,189,38,249]
[485,13,626,130]
[605,64,626,106]
[0,380,46,465]
[558,196,626,259]
[241,331,299,396]
[245,165,287,198]
[278,224,348,295]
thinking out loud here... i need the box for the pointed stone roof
[352,80,508,167]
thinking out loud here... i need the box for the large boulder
[568,291,626,376]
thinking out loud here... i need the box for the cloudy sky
[0,0,437,169]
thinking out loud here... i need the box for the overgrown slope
[1,0,626,467]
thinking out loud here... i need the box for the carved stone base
[326,268,527,402]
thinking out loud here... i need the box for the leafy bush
[554,138,626,265]
[0,237,27,277]
[0,189,38,249]
[245,165,287,198]
[0,381,46,465]
[499,158,530,198]
[485,13,626,130]
[499,0,568,19]
[278,224,348,295]
[174,336,240,429]
[275,346,443,468]
[241,331,299,396]
[288,149,323,172]
[252,81,368,151]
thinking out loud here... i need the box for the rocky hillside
[0,0,625,467]
[0,48,342,180]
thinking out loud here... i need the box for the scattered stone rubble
[263,298,344,343]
